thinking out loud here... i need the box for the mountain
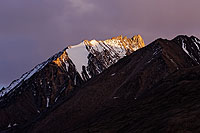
[0,35,145,131]
[26,35,200,133]
[1,35,200,133]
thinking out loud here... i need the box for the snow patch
[90,39,127,59]
[65,62,69,72]
[103,40,127,58]
[182,40,191,57]
[55,97,59,102]
[113,96,119,99]
[111,73,116,76]
[46,97,50,107]
[194,41,200,51]
[146,58,154,64]
[66,42,90,77]
[90,40,104,52]
[8,124,11,128]
[0,61,48,98]
[182,40,199,64]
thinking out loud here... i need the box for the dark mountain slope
[70,66,200,133]
[0,35,145,131]
[26,35,200,133]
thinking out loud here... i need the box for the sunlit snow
[66,42,89,76]
[0,62,47,97]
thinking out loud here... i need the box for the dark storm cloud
[0,0,200,86]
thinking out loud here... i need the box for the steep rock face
[66,34,145,80]
[172,35,200,64]
[0,35,145,130]
[25,35,200,133]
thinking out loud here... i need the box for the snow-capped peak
[54,35,145,80]
[66,41,90,75]
[0,61,48,98]
[0,35,145,98]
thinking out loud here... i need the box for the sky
[0,0,200,88]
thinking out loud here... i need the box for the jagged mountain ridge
[173,35,200,64]
[53,34,145,81]
[27,35,200,133]
[0,35,145,98]
[0,35,145,130]
[1,35,200,132]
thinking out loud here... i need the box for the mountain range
[0,34,200,133]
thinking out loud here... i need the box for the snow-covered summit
[0,35,145,98]
[53,35,145,80]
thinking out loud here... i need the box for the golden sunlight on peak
[111,35,123,40]
[132,35,145,48]
[53,51,68,66]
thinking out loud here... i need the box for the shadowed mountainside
[0,35,145,131]
[24,35,200,133]
[0,35,200,133]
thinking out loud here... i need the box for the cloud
[68,0,96,14]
